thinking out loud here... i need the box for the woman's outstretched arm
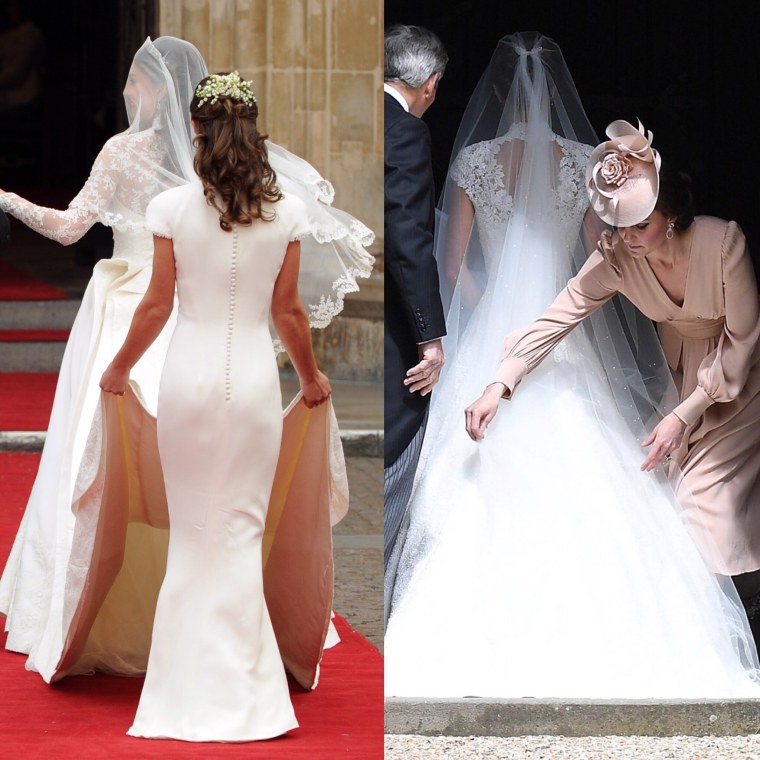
[272,240,331,408]
[0,135,124,245]
[465,238,622,441]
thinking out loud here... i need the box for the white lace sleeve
[449,144,487,204]
[0,136,122,245]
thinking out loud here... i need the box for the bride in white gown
[0,36,206,681]
[0,37,373,685]
[384,32,760,698]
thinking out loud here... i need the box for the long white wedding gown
[384,128,760,698]
[0,130,180,680]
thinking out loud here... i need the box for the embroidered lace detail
[307,273,361,329]
[0,130,173,245]
[275,214,374,343]
[307,213,375,249]
[553,340,571,363]
[311,178,335,204]
[553,136,593,242]
[450,137,514,226]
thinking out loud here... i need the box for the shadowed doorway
[0,0,157,273]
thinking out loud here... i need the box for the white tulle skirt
[385,338,760,698]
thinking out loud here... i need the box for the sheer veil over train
[384,32,760,698]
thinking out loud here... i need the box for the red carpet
[0,373,57,430]
[0,261,69,300]
[0,454,383,758]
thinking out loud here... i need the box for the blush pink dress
[495,216,760,575]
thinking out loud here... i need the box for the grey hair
[384,24,448,89]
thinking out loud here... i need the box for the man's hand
[403,338,444,396]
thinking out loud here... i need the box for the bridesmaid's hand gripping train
[464,382,505,441]
[640,412,686,472]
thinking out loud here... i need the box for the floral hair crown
[194,71,256,107]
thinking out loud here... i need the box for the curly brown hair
[189,77,283,231]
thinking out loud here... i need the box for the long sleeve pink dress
[494,216,760,574]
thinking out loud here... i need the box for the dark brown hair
[655,161,695,231]
[189,76,282,231]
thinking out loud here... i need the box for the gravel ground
[384,734,760,759]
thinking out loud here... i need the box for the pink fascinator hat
[586,119,662,227]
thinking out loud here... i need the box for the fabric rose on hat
[599,152,631,188]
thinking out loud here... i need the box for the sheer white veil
[433,31,678,443]
[265,140,375,335]
[76,36,207,233]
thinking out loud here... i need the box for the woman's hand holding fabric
[99,362,129,396]
[300,369,332,408]
[464,383,504,441]
[640,413,686,471]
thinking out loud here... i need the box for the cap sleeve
[283,193,311,242]
[145,190,174,239]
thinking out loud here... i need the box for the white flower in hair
[195,71,256,106]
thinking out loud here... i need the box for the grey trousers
[384,412,427,629]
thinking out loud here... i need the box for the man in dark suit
[384,24,448,626]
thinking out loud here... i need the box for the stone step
[1,322,382,378]
[0,374,383,456]
[0,299,81,329]
[0,269,384,330]
[384,697,760,738]
[0,295,384,330]
[0,341,66,371]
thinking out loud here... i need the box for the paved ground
[334,456,383,653]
